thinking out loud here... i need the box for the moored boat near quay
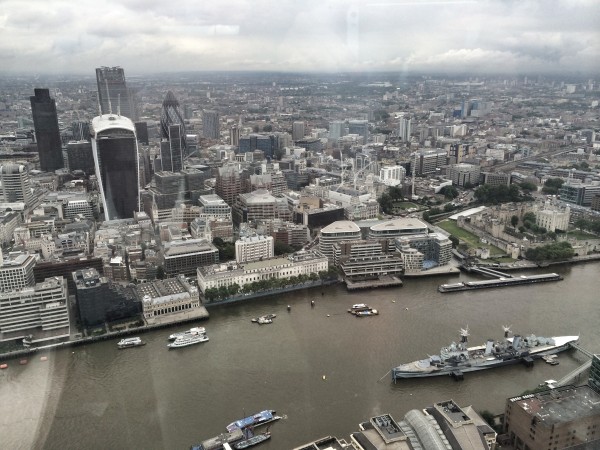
[233,431,271,449]
[391,326,578,381]
[117,337,146,349]
[226,410,280,433]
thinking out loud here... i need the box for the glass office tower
[91,114,140,220]
[30,88,64,172]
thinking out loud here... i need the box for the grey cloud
[0,0,598,74]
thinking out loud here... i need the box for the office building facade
[202,110,220,139]
[73,268,141,327]
[292,121,305,141]
[348,120,369,144]
[399,116,412,142]
[91,114,140,220]
[504,385,600,450]
[95,66,136,120]
[235,235,274,263]
[160,91,186,152]
[160,124,185,172]
[0,164,34,206]
[66,141,95,175]
[30,88,64,172]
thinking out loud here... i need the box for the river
[1,263,598,450]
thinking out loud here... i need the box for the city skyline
[0,0,598,76]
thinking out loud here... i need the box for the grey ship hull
[392,337,576,380]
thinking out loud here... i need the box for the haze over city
[1,0,599,75]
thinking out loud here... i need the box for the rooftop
[92,114,136,134]
[163,239,217,257]
[321,220,361,234]
[511,385,600,426]
[370,218,428,232]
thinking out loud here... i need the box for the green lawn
[393,202,420,210]
[565,229,599,240]
[437,220,506,256]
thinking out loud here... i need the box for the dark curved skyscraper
[91,114,139,220]
[160,91,187,155]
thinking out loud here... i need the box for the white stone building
[197,251,328,293]
[535,201,570,232]
[235,235,274,263]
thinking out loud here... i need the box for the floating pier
[438,273,563,293]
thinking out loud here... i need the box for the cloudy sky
[0,0,598,75]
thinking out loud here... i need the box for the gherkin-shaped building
[160,91,187,155]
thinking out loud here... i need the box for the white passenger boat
[168,327,206,340]
[117,337,146,349]
[167,333,209,348]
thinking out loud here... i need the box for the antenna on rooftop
[117,93,121,117]
[96,90,102,116]
[104,78,112,114]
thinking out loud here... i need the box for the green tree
[511,215,519,228]
[448,235,459,249]
[217,286,229,299]
[228,283,240,296]
[262,124,273,132]
[542,178,564,195]
[439,185,459,200]
[525,241,574,262]
[519,181,537,192]
[274,241,295,255]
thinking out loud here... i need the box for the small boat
[543,355,560,365]
[19,359,28,365]
[168,327,206,340]
[348,303,370,314]
[251,315,275,324]
[0,363,8,369]
[40,356,48,362]
[167,333,209,348]
[117,337,146,349]
[348,304,378,316]
[355,309,379,317]
[226,410,280,432]
[233,432,271,449]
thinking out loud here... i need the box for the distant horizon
[0,69,598,81]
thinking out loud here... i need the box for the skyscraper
[328,120,345,140]
[91,114,140,220]
[399,116,412,142]
[160,91,186,154]
[348,120,368,144]
[134,121,149,145]
[160,124,184,172]
[95,66,136,120]
[30,88,64,172]
[292,121,305,141]
[202,110,220,140]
